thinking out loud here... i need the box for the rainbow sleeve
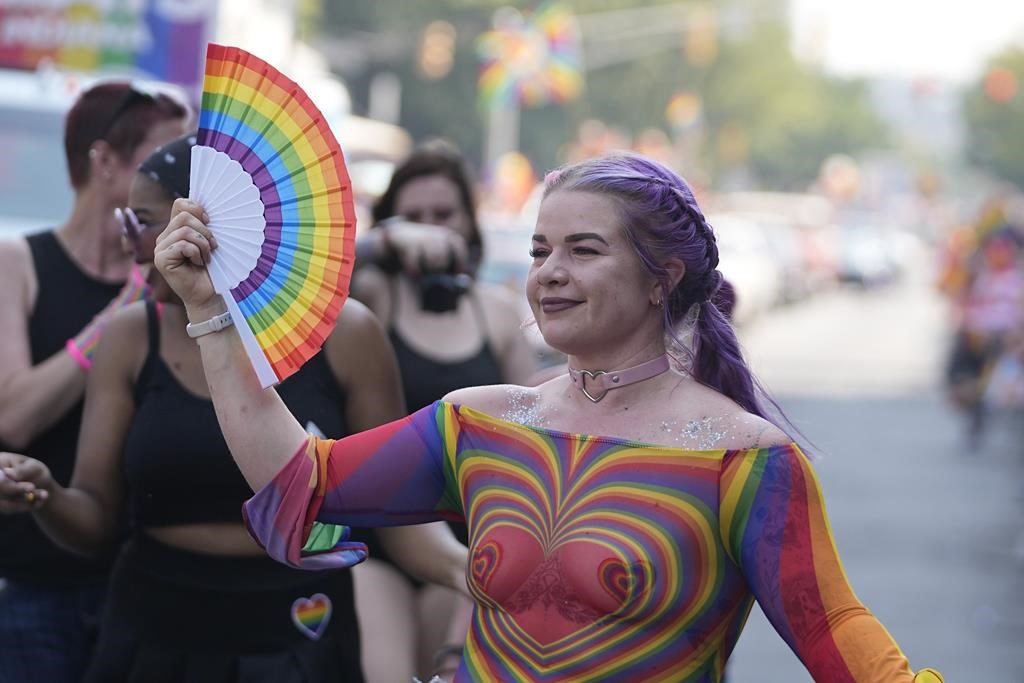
[243,401,463,570]
[719,444,943,683]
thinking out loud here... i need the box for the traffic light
[419,20,456,80]
[984,66,1018,104]
[685,4,718,68]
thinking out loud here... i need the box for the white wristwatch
[186,311,234,338]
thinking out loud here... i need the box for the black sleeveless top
[387,278,505,412]
[122,300,349,528]
[0,230,123,586]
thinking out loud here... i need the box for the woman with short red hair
[0,81,189,683]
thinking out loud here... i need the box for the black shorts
[84,533,364,683]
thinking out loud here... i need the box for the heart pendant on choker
[568,355,671,403]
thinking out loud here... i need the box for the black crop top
[122,301,348,528]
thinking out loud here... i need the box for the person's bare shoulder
[93,301,149,378]
[350,264,389,310]
[325,297,392,378]
[0,237,34,312]
[444,382,538,416]
[332,297,380,340]
[102,301,149,346]
[666,379,793,450]
[721,411,793,449]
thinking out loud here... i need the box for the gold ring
[24,490,36,504]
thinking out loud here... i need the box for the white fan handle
[208,246,279,388]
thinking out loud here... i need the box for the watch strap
[186,311,233,338]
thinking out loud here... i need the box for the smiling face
[394,173,474,242]
[527,190,663,358]
[125,172,179,301]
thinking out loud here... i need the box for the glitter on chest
[660,416,730,449]
[502,388,551,428]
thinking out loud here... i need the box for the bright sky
[789,0,1024,83]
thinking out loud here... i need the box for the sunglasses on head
[100,84,160,139]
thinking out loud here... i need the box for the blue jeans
[0,579,105,683]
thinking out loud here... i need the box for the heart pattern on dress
[471,540,500,591]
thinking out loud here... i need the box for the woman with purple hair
[148,152,942,682]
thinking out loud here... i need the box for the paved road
[725,264,1024,681]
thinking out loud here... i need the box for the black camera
[415,265,472,313]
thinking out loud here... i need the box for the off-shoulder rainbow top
[243,401,943,683]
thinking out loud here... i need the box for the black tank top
[387,278,505,412]
[0,230,124,586]
[122,301,349,528]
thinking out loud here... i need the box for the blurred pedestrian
[349,142,535,682]
[943,200,1024,449]
[0,81,189,683]
[153,151,944,682]
[0,135,467,682]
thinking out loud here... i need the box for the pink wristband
[65,338,91,372]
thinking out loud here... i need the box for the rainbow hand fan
[190,43,355,388]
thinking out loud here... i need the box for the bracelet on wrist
[186,311,233,339]
[65,338,92,371]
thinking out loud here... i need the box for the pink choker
[568,354,671,403]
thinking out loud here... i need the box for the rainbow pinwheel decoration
[477,3,583,108]
[190,43,355,388]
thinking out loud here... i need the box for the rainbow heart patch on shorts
[291,593,332,640]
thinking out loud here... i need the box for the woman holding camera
[350,143,535,682]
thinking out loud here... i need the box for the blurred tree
[700,23,885,189]
[310,0,885,189]
[963,47,1024,189]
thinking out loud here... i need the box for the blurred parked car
[712,191,840,296]
[836,226,898,287]
[709,213,782,325]
[833,209,924,287]
[729,212,812,304]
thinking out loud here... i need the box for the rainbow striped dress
[243,401,942,683]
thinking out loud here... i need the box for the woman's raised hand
[154,199,220,314]
[381,219,470,276]
[0,453,52,514]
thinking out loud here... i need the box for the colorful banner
[0,1,216,95]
